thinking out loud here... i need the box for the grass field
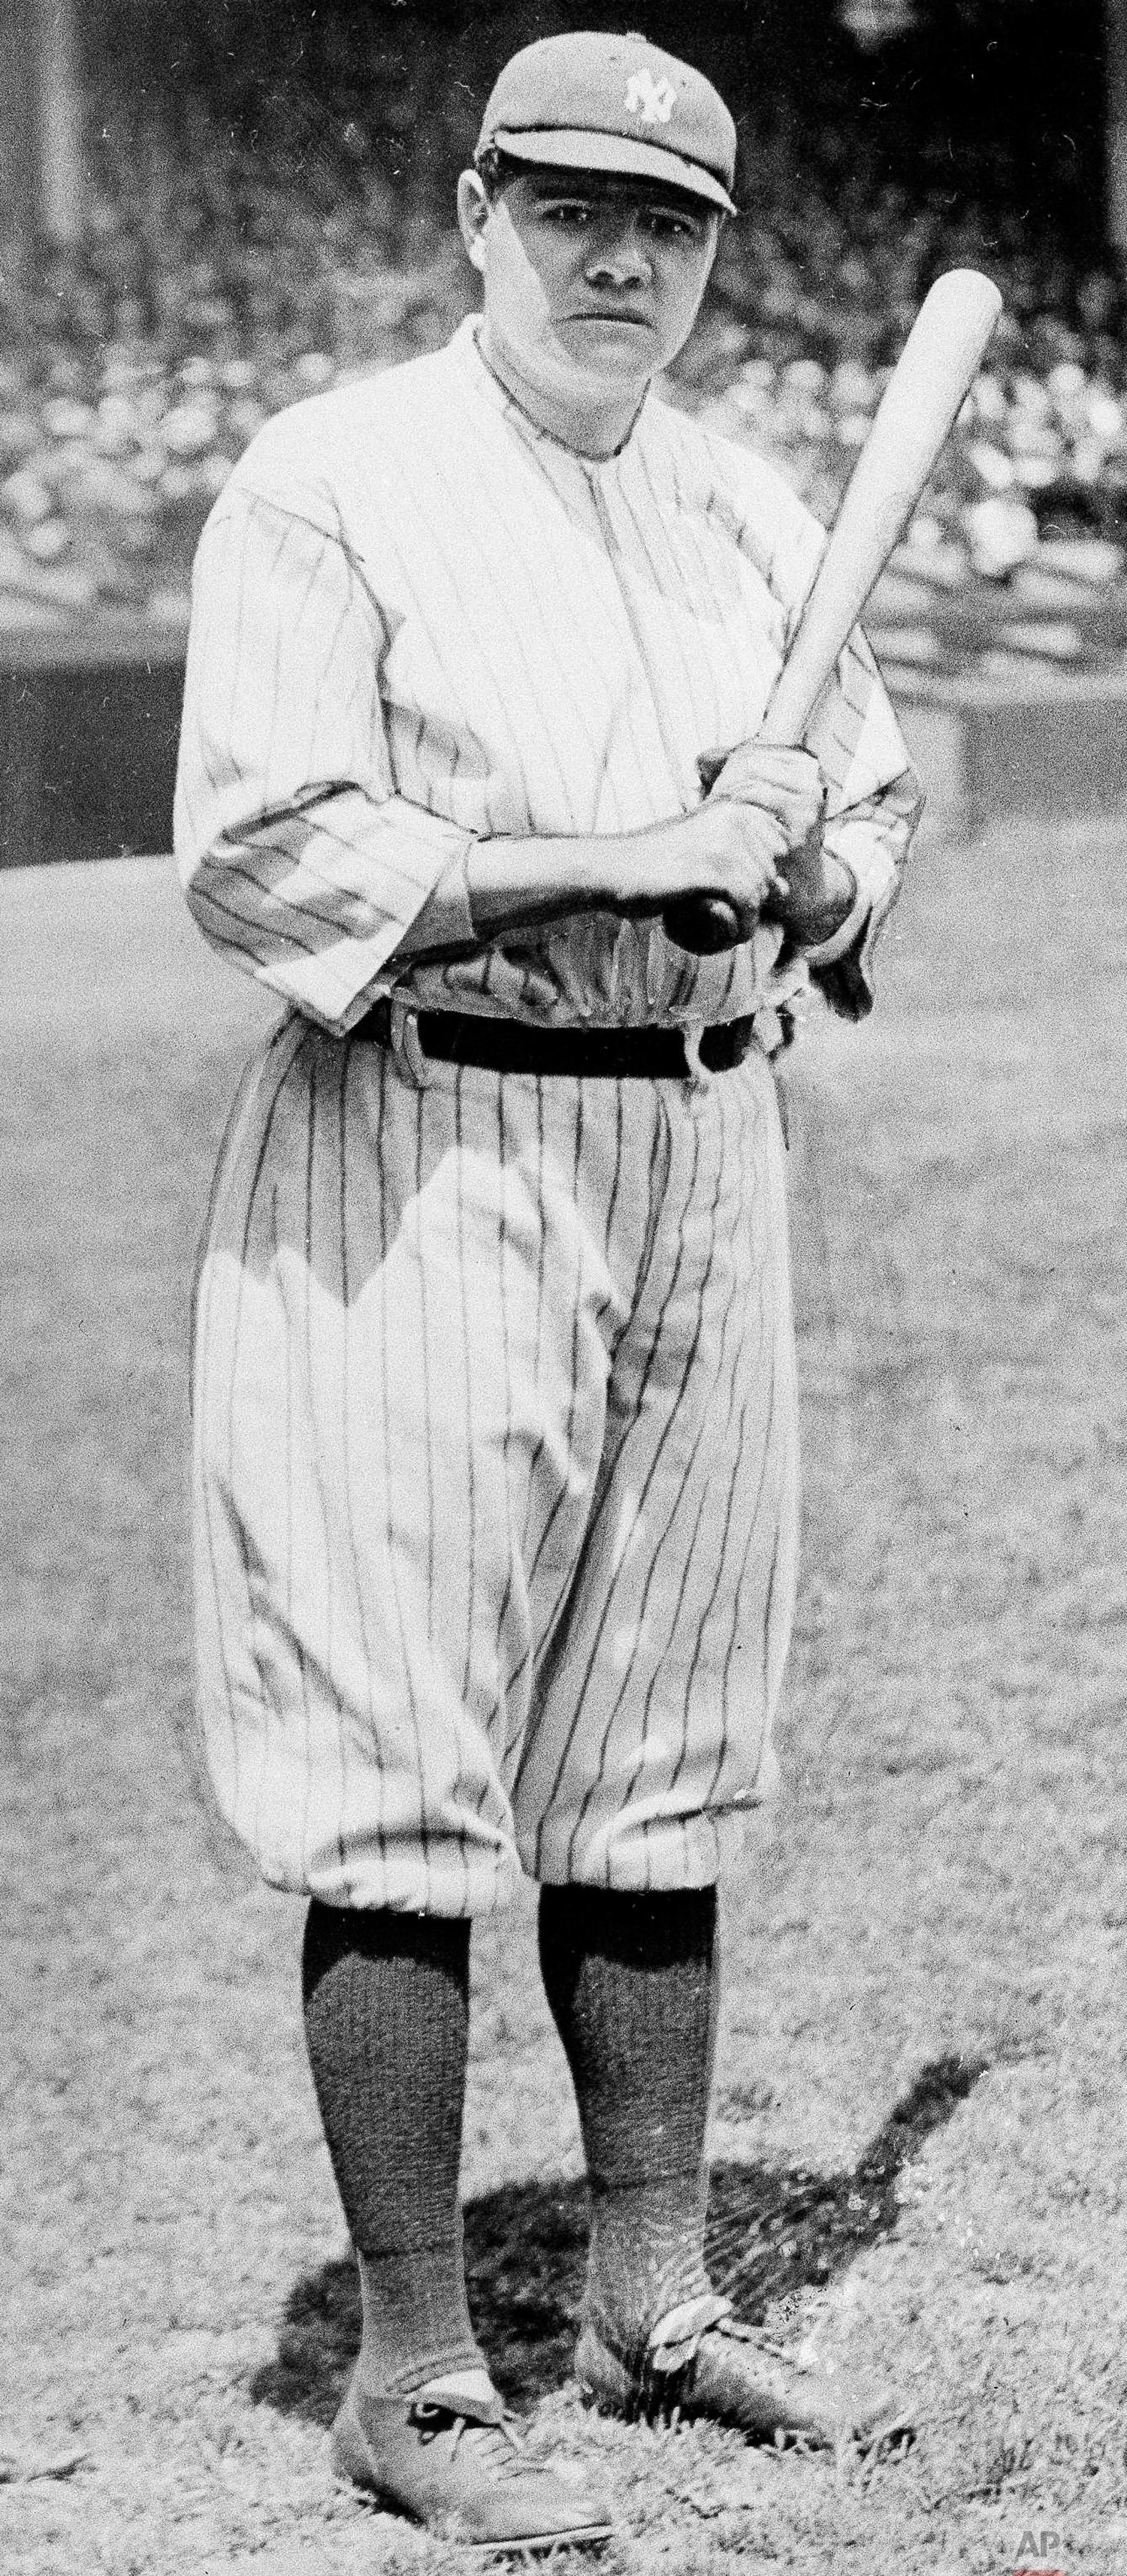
[2,825,1125,2576]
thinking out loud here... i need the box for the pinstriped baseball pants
[190,1013,799,1915]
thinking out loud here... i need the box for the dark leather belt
[352,998,756,1080]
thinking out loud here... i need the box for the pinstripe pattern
[192,1030,795,1909]
[175,318,918,1039]
[181,316,919,1914]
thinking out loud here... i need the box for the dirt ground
[2,820,1125,2575]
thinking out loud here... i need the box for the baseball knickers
[190,1012,799,1913]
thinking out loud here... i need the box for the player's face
[466,171,721,393]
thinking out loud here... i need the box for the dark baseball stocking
[539,1884,718,2359]
[301,1902,484,2399]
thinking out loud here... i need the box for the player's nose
[583,229,653,288]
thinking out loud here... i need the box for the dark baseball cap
[476,31,738,217]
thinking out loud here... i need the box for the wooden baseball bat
[663,267,1003,955]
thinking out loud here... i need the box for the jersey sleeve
[174,474,476,1033]
[799,620,923,1018]
[712,438,925,1019]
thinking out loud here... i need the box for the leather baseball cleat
[576,2290,912,2452]
[331,2365,615,2551]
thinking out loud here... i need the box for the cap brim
[486,126,736,215]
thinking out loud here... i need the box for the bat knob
[662,894,743,955]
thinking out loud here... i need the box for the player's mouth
[570,308,654,328]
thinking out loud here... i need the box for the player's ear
[458,169,491,272]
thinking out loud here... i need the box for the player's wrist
[594,819,682,918]
[530,830,643,917]
[458,828,644,937]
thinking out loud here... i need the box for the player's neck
[474,321,648,461]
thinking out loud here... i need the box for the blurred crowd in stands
[2,17,1126,678]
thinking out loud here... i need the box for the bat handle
[661,894,743,955]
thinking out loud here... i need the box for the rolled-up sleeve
[804,625,923,1017]
[173,479,476,1032]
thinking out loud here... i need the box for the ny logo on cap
[624,68,676,125]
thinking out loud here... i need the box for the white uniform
[175,315,920,1915]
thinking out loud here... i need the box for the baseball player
[175,30,920,2551]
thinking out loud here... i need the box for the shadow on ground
[249,2053,985,2425]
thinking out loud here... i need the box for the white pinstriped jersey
[174,315,918,1036]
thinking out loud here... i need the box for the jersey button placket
[585,458,702,1030]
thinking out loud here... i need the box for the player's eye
[643,210,697,241]
[542,201,592,227]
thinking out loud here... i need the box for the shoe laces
[412,2402,530,2484]
[645,2288,733,2375]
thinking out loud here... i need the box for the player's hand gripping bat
[662,267,1003,955]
